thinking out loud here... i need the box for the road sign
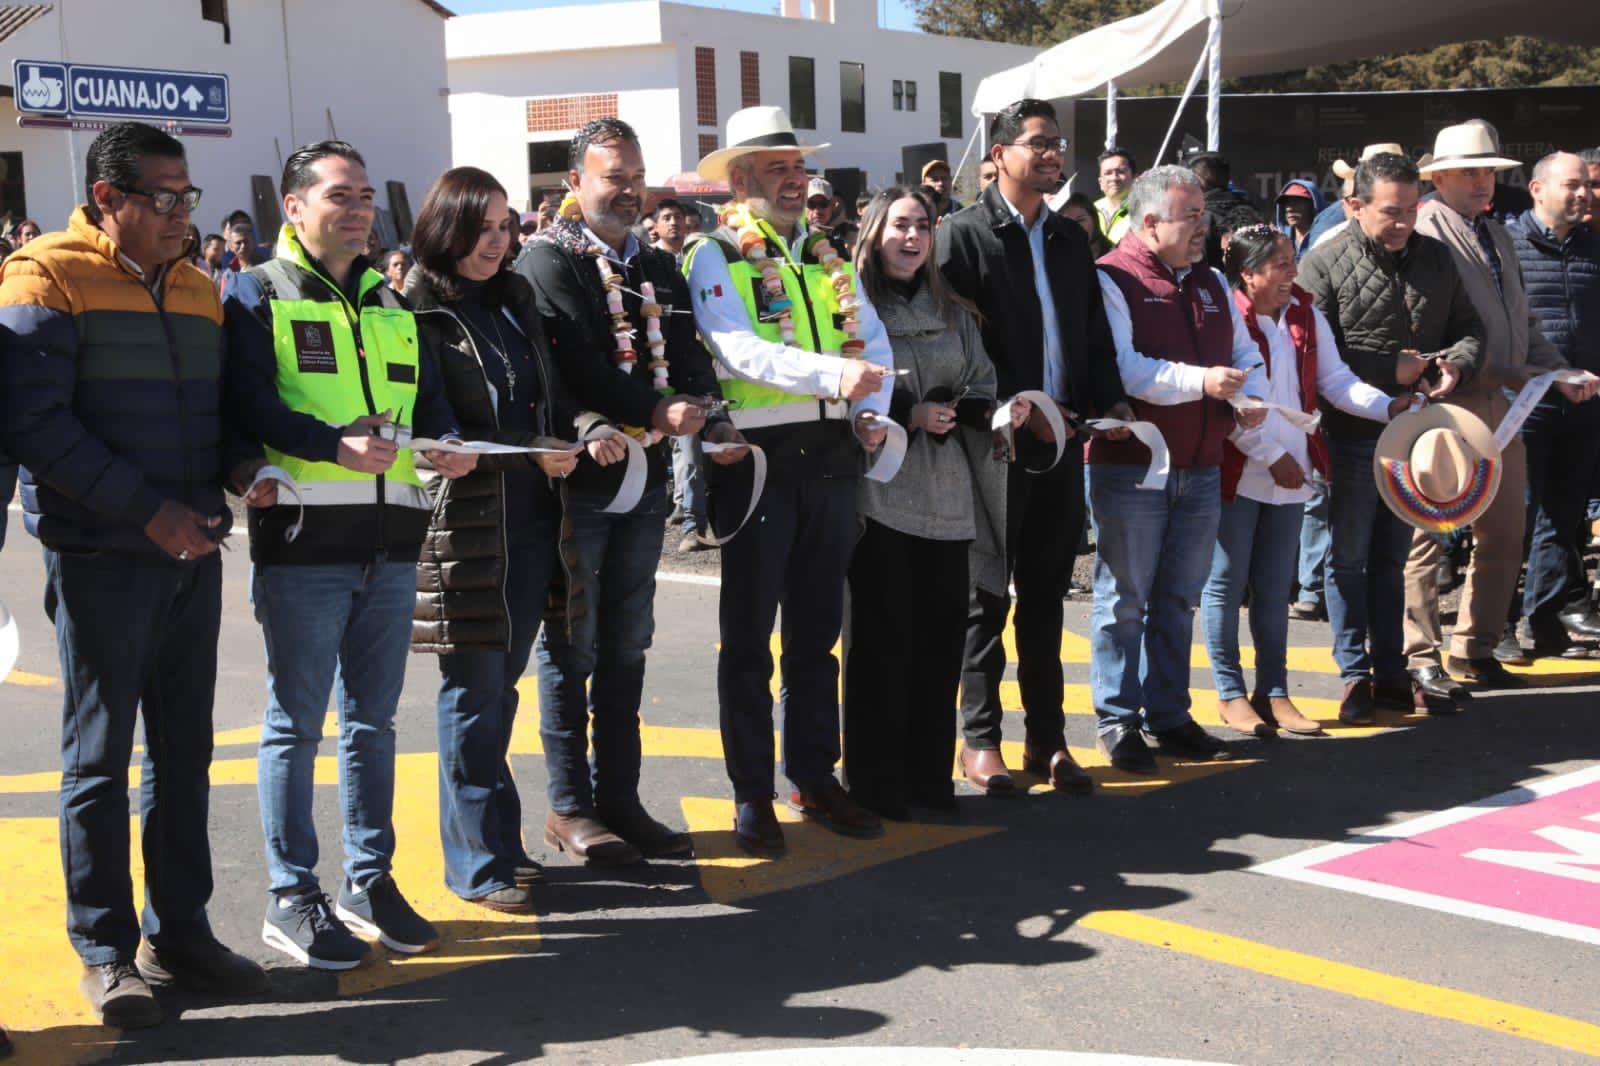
[12,60,229,125]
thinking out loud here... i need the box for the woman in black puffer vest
[405,167,579,915]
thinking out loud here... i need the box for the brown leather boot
[958,746,1014,794]
[542,811,641,867]
[1021,744,1095,794]
[1216,696,1273,737]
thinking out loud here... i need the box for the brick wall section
[698,134,719,162]
[740,51,760,108]
[695,46,717,127]
[526,94,618,133]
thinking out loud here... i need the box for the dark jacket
[512,218,724,498]
[223,233,461,565]
[406,267,575,654]
[935,182,1125,419]
[1298,227,1484,441]
[0,207,241,555]
[1506,211,1600,376]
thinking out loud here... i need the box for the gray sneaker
[336,875,439,955]
[79,961,162,1029]
[262,890,370,971]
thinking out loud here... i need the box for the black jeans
[842,519,969,810]
[1520,397,1600,636]
[960,441,1085,751]
[717,476,856,802]
[47,548,220,965]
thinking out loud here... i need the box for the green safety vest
[254,225,428,511]
[684,218,853,421]
[1095,195,1130,245]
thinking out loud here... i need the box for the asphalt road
[3,521,1600,1065]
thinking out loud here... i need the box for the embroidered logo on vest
[291,321,337,374]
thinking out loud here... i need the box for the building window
[939,71,961,139]
[839,61,865,134]
[892,80,903,111]
[528,140,568,175]
[200,0,230,43]
[695,46,717,128]
[698,133,720,162]
[740,51,760,109]
[526,94,620,134]
[789,56,816,130]
[905,80,917,112]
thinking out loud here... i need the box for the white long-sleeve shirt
[1229,295,1393,506]
[1096,265,1268,405]
[685,223,893,420]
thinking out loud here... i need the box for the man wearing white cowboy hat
[1409,121,1600,693]
[685,105,895,856]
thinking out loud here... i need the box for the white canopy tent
[963,0,1600,173]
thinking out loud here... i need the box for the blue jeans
[535,486,668,815]
[1201,495,1303,700]
[1297,481,1330,605]
[671,435,706,532]
[1325,437,1411,683]
[436,524,557,899]
[1089,464,1221,737]
[1520,398,1600,639]
[252,562,415,896]
[47,549,221,965]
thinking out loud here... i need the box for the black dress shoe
[1097,723,1156,774]
[1493,627,1532,666]
[1529,630,1599,660]
[1370,677,1414,711]
[1146,720,1232,762]
[1560,608,1600,639]
[1288,599,1326,622]
[1411,664,1470,701]
[1444,655,1528,689]
[734,800,786,857]
[600,801,695,858]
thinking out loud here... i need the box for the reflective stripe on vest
[684,219,853,429]
[255,239,428,509]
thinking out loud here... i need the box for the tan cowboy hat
[697,106,830,182]
[1417,123,1520,177]
[1373,404,1501,533]
[1332,143,1408,181]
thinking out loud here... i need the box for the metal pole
[1155,38,1210,167]
[1205,3,1222,151]
[1105,80,1118,150]
[951,119,984,195]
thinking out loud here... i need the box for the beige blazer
[1415,199,1565,392]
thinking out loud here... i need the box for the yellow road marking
[680,796,998,905]
[4,669,59,687]
[1081,910,1600,1058]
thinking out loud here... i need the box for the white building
[1,0,452,245]
[446,0,1039,211]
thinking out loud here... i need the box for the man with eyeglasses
[0,121,273,1027]
[936,98,1133,795]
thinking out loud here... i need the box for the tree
[912,0,1600,92]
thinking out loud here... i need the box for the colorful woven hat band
[1378,457,1496,533]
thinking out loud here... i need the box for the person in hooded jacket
[1275,178,1327,261]
[405,166,580,914]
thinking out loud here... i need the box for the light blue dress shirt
[998,190,1066,402]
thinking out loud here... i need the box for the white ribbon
[1229,394,1322,434]
[246,464,306,543]
[990,389,1069,472]
[412,429,645,514]
[1088,419,1171,491]
[859,411,910,484]
[1493,368,1597,452]
[0,599,17,685]
[406,438,584,457]
[693,441,768,546]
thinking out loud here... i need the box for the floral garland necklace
[561,194,667,443]
[716,202,864,358]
